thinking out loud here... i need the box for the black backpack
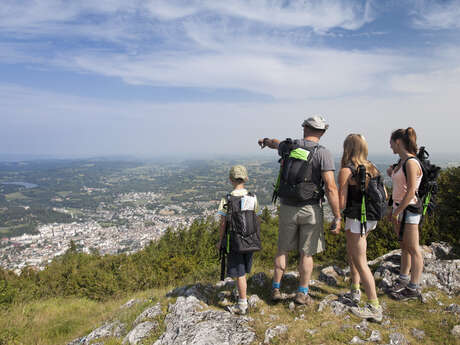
[224,193,261,254]
[401,146,441,217]
[273,139,324,204]
[345,164,387,236]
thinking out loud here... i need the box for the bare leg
[347,231,377,300]
[395,222,411,276]
[298,254,313,287]
[236,276,247,299]
[403,224,423,284]
[346,231,360,286]
[273,252,288,283]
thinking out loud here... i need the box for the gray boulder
[373,243,460,294]
[167,283,216,304]
[67,321,125,345]
[264,324,288,344]
[248,272,268,289]
[123,321,158,345]
[452,325,460,337]
[134,303,162,325]
[389,332,408,345]
[319,266,340,286]
[153,296,255,345]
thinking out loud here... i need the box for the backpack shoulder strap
[402,156,420,178]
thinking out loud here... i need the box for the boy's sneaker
[387,278,409,293]
[295,292,313,305]
[343,289,361,304]
[390,286,421,301]
[226,303,248,315]
[350,303,383,323]
[271,288,282,302]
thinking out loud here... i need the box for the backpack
[401,146,441,217]
[273,138,324,204]
[345,164,387,235]
[224,193,261,254]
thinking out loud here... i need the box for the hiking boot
[295,292,313,305]
[343,289,361,304]
[390,286,421,301]
[388,278,409,293]
[271,288,282,302]
[226,303,248,315]
[350,303,383,323]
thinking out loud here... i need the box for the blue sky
[1,0,459,158]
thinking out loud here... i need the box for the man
[258,115,341,305]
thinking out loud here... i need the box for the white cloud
[411,0,460,29]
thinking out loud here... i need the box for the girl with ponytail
[387,127,423,300]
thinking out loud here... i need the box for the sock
[272,281,281,290]
[399,274,410,281]
[408,282,420,290]
[368,298,380,308]
[238,298,248,309]
[351,283,360,291]
[298,286,309,294]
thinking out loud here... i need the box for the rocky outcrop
[373,242,460,295]
[67,321,125,345]
[123,321,158,345]
[153,296,255,345]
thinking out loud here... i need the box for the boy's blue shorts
[227,252,253,278]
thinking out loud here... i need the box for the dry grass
[1,272,459,345]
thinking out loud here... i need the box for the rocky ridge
[68,242,460,345]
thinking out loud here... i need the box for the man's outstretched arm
[322,170,341,234]
[258,138,280,150]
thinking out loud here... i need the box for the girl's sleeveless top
[391,158,423,206]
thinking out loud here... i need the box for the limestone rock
[153,296,255,345]
[248,272,268,289]
[215,277,236,290]
[68,321,125,345]
[446,303,460,314]
[410,328,425,341]
[318,294,351,315]
[134,303,162,325]
[123,321,158,345]
[319,266,339,286]
[389,332,408,345]
[372,243,460,295]
[367,330,382,342]
[167,283,216,304]
[349,336,365,344]
[264,324,288,344]
[121,299,145,309]
[451,325,460,337]
[248,294,262,309]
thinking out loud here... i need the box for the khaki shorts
[278,203,325,256]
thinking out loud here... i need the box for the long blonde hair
[341,134,378,177]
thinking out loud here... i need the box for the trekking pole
[358,165,367,237]
[219,246,226,281]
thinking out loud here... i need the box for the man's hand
[258,138,269,149]
[215,241,222,251]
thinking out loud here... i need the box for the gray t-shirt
[278,138,335,190]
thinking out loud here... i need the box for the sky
[1,0,460,159]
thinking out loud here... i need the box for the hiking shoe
[295,292,313,305]
[350,303,383,323]
[226,303,248,315]
[388,278,409,293]
[271,288,282,302]
[390,286,421,301]
[343,289,362,304]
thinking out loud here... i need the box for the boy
[216,165,261,315]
